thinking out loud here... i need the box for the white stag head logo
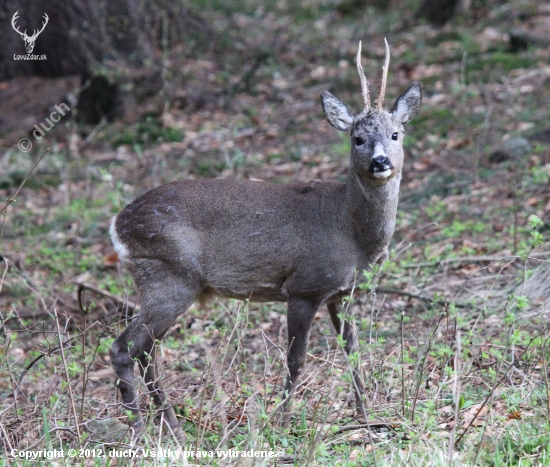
[11,11,49,54]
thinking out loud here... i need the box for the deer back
[111,40,422,304]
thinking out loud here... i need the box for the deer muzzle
[369,155,394,179]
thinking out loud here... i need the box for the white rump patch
[373,169,392,179]
[110,215,129,262]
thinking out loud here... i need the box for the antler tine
[29,13,49,39]
[376,38,390,110]
[356,41,370,112]
[11,10,26,38]
[11,10,19,28]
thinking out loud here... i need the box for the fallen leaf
[493,400,507,416]
[413,161,429,171]
[463,404,488,428]
[104,251,119,265]
[228,412,248,424]
[446,137,472,150]
[462,239,481,251]
[459,264,479,276]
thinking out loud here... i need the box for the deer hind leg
[327,301,366,413]
[110,269,198,437]
[277,296,320,426]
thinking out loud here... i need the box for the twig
[411,311,445,422]
[448,329,462,465]
[0,416,14,453]
[7,423,85,454]
[1,254,52,318]
[5,334,19,417]
[403,252,550,269]
[74,280,139,312]
[306,351,345,369]
[54,306,81,445]
[79,300,92,424]
[342,273,378,466]
[542,337,550,420]
[329,422,397,436]
[375,287,468,309]
[400,310,405,418]
[0,148,49,235]
[305,394,332,467]
[0,257,8,296]
[9,320,102,400]
[376,287,429,301]
[195,333,225,453]
[458,326,546,448]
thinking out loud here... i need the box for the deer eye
[391,132,398,141]
[355,137,364,146]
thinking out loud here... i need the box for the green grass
[108,115,184,147]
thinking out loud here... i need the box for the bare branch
[1,148,49,236]
[74,279,139,313]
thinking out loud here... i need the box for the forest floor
[1,0,550,465]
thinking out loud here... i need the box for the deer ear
[321,91,354,132]
[390,82,422,125]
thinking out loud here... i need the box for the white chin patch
[373,169,392,179]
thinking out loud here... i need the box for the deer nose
[369,155,394,173]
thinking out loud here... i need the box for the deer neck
[345,167,401,260]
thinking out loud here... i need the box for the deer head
[321,40,421,186]
[11,11,49,54]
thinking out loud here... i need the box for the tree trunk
[516,264,550,308]
[415,0,460,27]
[0,0,213,122]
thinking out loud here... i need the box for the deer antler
[356,41,370,112]
[29,13,49,40]
[11,11,28,39]
[375,38,390,110]
[11,11,48,40]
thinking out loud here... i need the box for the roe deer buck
[109,39,421,437]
